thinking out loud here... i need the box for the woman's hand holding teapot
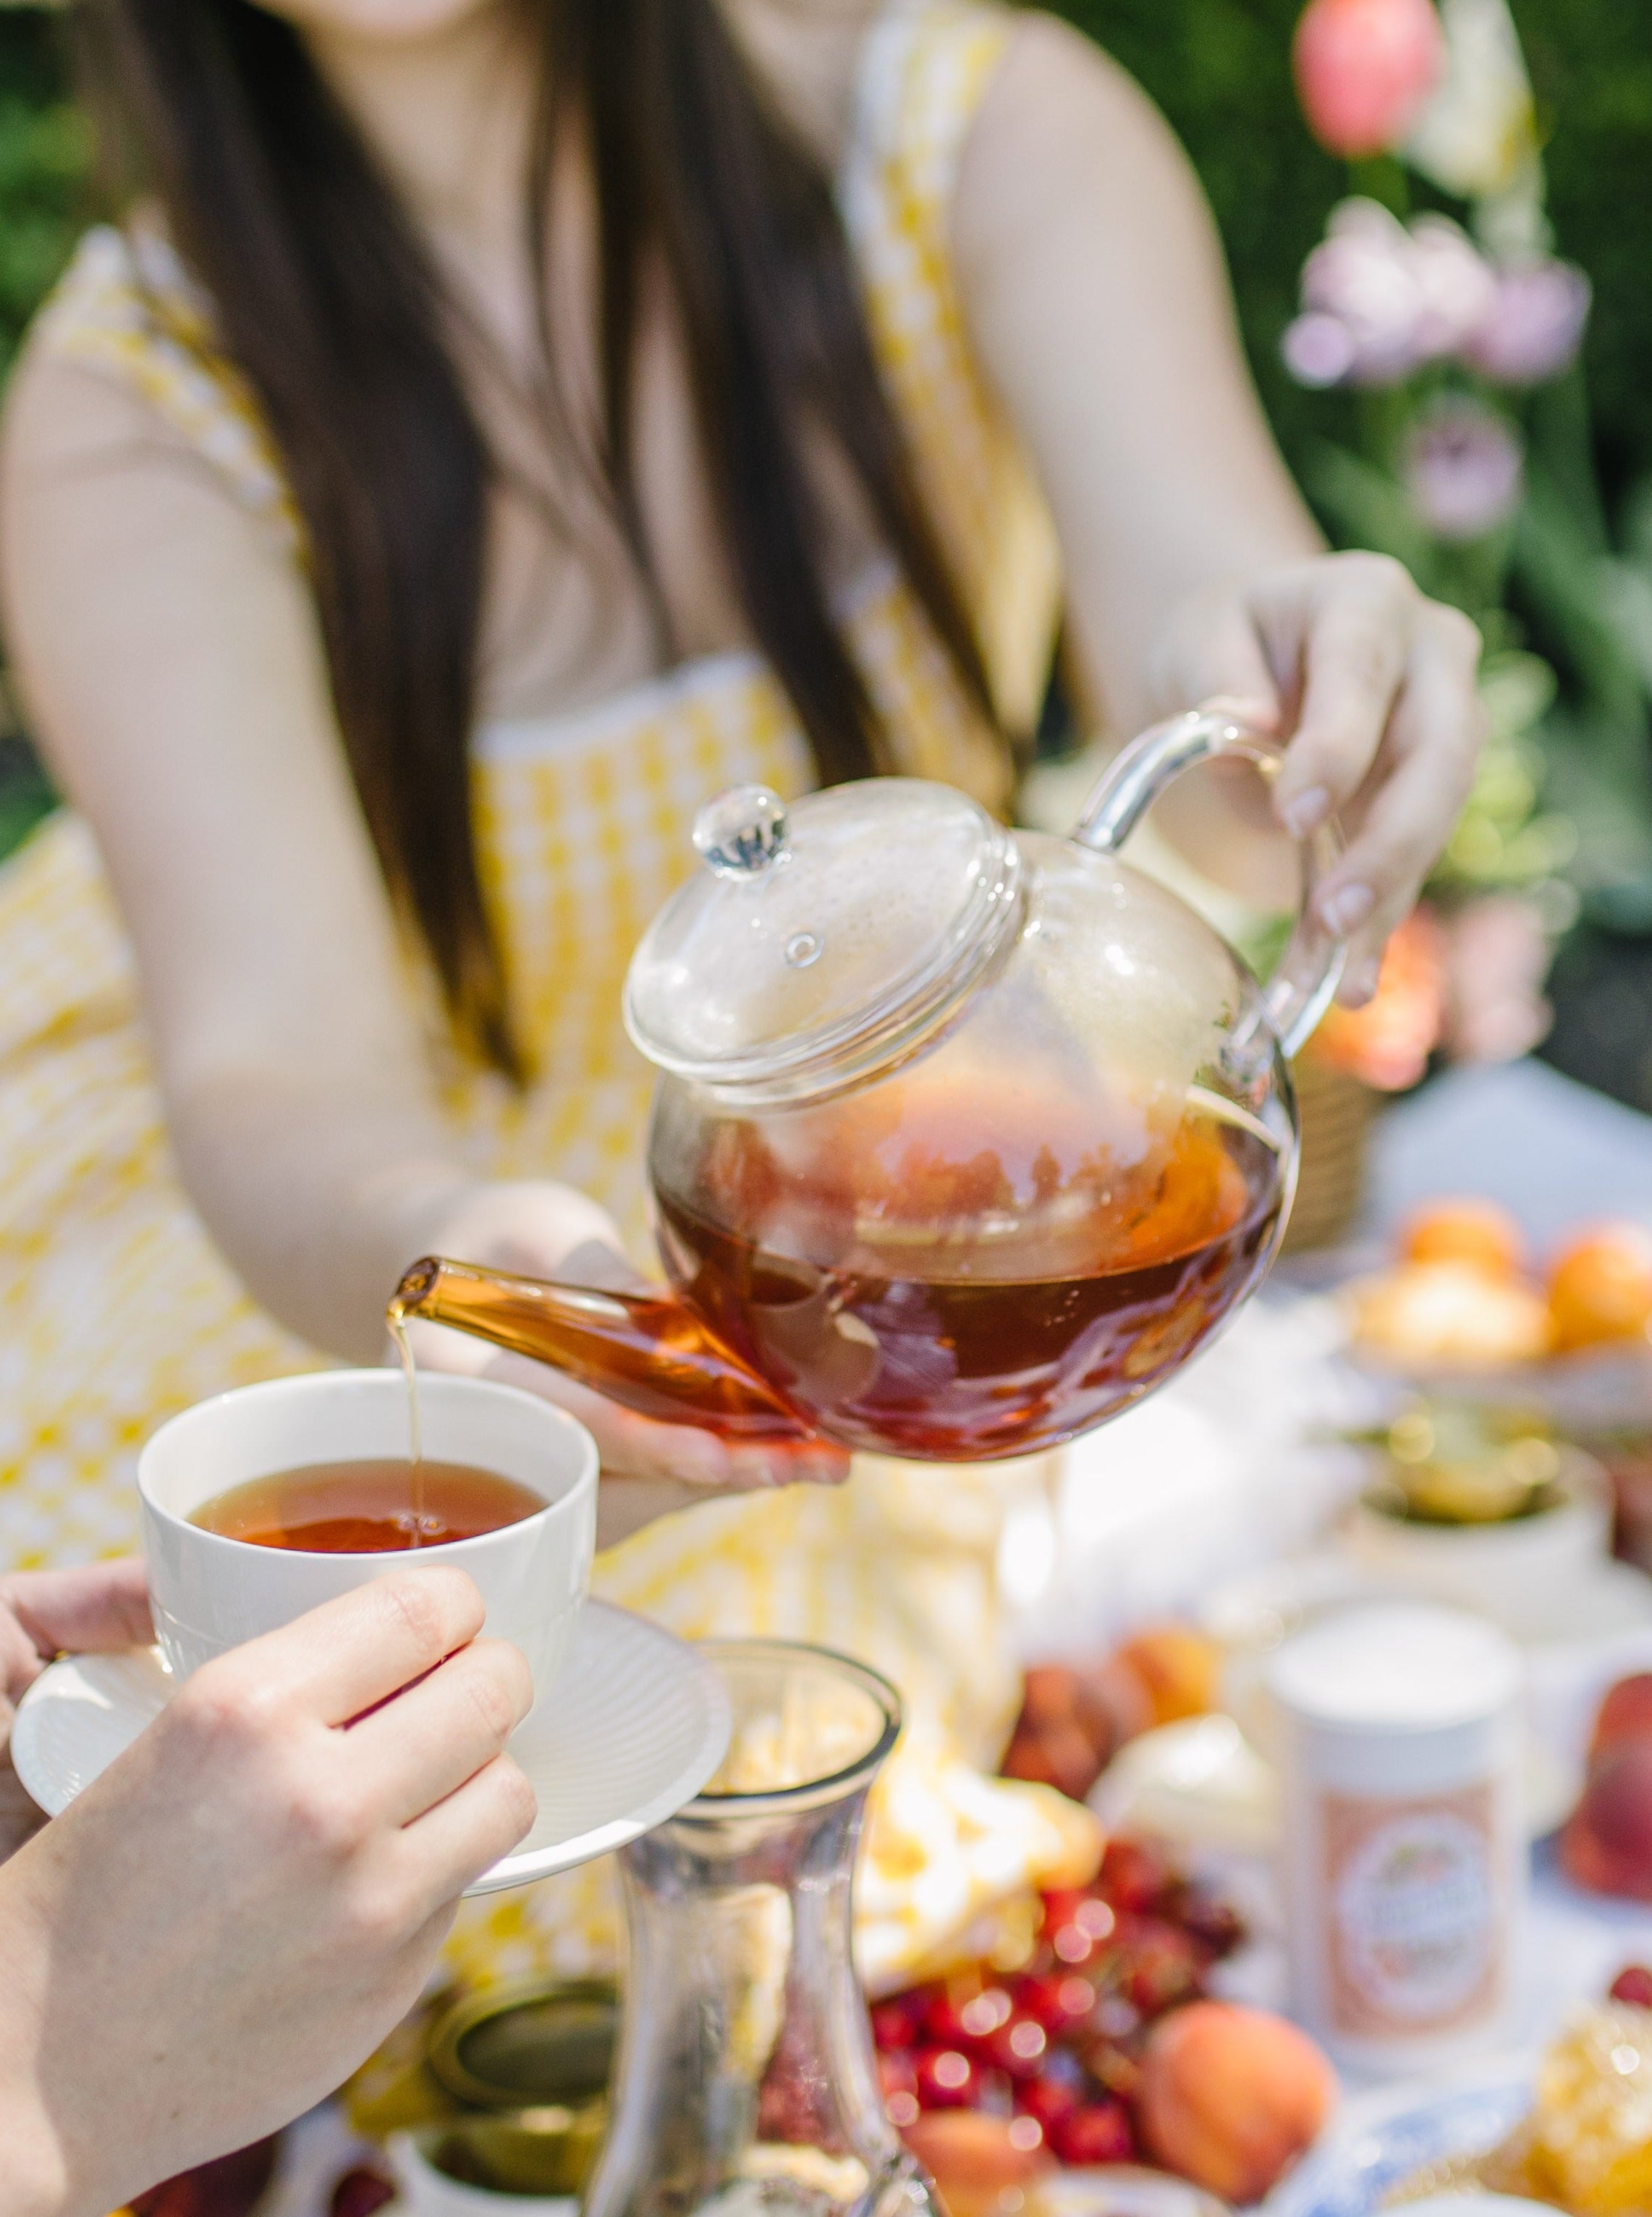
[1148,551,1485,1008]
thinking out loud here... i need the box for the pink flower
[1282,311,1360,387]
[1300,199,1431,383]
[1404,399,1524,541]
[1441,895,1553,1064]
[1294,0,1446,159]
[1467,260,1592,385]
[1406,213,1500,358]
[1282,200,1582,394]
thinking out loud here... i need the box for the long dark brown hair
[73,0,996,1074]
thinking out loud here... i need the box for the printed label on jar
[1323,1784,1504,2036]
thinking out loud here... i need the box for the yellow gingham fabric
[0,0,1096,1979]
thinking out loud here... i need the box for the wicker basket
[1282,1056,1382,1255]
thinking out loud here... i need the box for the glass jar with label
[1264,1603,1525,2075]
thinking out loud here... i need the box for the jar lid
[624,779,1022,1102]
[1263,1604,1522,1734]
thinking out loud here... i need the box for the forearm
[166,1064,480,1362]
[0,2111,65,2217]
[0,1875,76,2217]
[957,23,1323,739]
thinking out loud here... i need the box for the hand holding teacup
[0,1564,539,2215]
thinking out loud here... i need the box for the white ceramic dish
[1267,2059,1536,2217]
[386,2132,577,2217]
[1342,1454,1613,1644]
[12,1598,730,1895]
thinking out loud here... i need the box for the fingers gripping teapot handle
[1071,708,1347,1061]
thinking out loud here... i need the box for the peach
[1400,1199,1525,1279]
[901,2111,1052,2217]
[1562,1744,1652,1902]
[1548,1225,1652,1355]
[1138,2001,1336,2203]
[1590,1675,1652,1763]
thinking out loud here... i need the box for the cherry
[986,2011,1051,2080]
[914,2048,983,2110]
[1096,1837,1170,1915]
[1015,2073,1083,2132]
[955,1987,1016,2048]
[871,1995,927,2052]
[1047,1899,1118,1968]
[1611,1964,1652,2009]
[329,2173,397,2217]
[1050,2100,1137,2167]
[1117,1922,1203,2016]
[879,2052,921,2132]
[922,1993,976,2049]
[1177,1889,1247,1959]
[1012,1971,1097,2032]
[878,2051,918,2101]
[1039,1889,1091,1936]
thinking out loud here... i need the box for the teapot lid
[624,779,1022,1102]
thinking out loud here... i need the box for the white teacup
[139,1370,598,1703]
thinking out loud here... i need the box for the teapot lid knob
[693,786,789,878]
[628,776,1022,1106]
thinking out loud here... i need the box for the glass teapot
[394,709,1344,1460]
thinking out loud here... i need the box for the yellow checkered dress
[0,0,1098,1981]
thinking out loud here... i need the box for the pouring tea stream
[392,710,1345,1462]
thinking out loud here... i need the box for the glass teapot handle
[1071,707,1347,1061]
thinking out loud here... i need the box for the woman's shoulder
[839,0,1022,258]
[734,0,1016,182]
[16,220,297,546]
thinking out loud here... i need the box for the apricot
[901,2110,1052,2217]
[1562,1744,1652,1902]
[1138,2001,1336,2203]
[1114,1624,1222,1727]
[1549,1226,1652,1355]
[1401,1199,1525,1279]
[1351,1260,1550,1368]
[1590,1675,1652,1763]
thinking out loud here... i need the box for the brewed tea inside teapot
[395,709,1345,1460]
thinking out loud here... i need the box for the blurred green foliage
[0,12,87,377]
[0,2,1645,504]
[1064,0,1652,521]
[0,10,85,856]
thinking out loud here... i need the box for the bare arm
[1,351,487,1357]
[953,17,1484,999]
[0,350,843,1516]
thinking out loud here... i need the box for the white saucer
[12,1598,731,1896]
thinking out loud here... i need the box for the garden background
[0,0,1649,1103]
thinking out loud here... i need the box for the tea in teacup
[190,1457,546,1553]
[140,1370,598,1695]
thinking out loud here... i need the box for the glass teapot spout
[390,1256,813,1442]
